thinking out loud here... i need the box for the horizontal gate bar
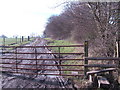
[0,63,84,66]
[84,64,116,68]
[2,52,84,55]
[86,57,120,60]
[1,58,84,61]
[1,71,84,76]
[0,45,84,48]
[1,66,84,71]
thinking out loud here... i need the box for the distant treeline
[0,35,7,38]
[44,2,119,57]
[44,2,97,42]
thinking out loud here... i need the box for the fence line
[1,36,32,46]
[1,41,120,78]
[84,57,120,77]
[1,44,85,77]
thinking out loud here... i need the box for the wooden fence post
[3,37,5,46]
[116,40,120,58]
[28,36,30,41]
[22,36,24,42]
[16,36,17,44]
[20,36,21,43]
[84,41,88,77]
[117,2,120,83]
[2,37,5,55]
[116,39,120,83]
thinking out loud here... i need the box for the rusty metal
[35,48,37,71]
[1,58,84,61]
[0,45,84,48]
[58,46,61,75]
[2,52,84,55]
[1,44,119,78]
[1,45,85,77]
[1,66,84,71]
[1,52,84,55]
[0,63,84,66]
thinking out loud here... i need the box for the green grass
[46,38,75,53]
[0,37,35,53]
[0,38,34,46]
[0,37,34,51]
[0,38,21,46]
[45,38,84,76]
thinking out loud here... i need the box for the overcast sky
[0,0,67,37]
[0,0,118,37]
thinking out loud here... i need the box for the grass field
[45,38,75,53]
[0,37,33,46]
[45,38,84,77]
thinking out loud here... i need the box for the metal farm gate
[0,41,120,85]
[0,42,88,78]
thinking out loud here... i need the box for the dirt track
[1,38,74,88]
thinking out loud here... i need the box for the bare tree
[63,2,97,42]
[44,2,97,42]
[87,2,119,57]
[44,1,119,57]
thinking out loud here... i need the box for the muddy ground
[1,38,75,88]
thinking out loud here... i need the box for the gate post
[116,39,120,83]
[16,36,17,44]
[116,40,120,58]
[2,37,5,55]
[84,41,88,77]
[3,37,5,46]
[22,36,24,42]
[15,47,18,73]
[28,36,30,41]
[116,6,120,57]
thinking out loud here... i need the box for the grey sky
[0,0,119,37]
[0,0,66,37]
